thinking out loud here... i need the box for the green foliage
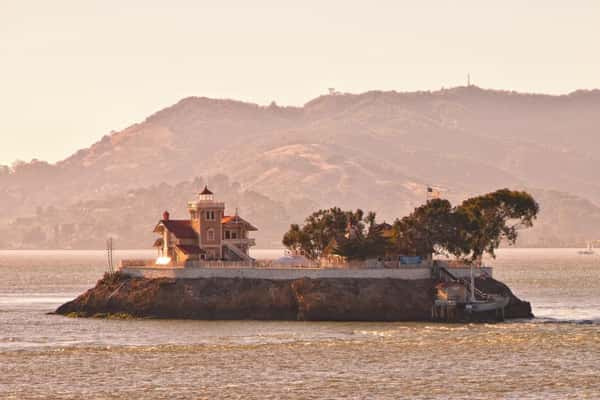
[282,223,312,257]
[281,207,385,260]
[282,189,539,262]
[451,189,539,261]
[390,189,539,262]
[334,233,388,261]
[390,199,456,257]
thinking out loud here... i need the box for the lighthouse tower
[187,186,224,260]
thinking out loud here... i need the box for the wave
[532,316,600,325]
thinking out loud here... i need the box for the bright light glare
[156,256,171,265]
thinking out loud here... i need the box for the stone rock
[55,272,533,321]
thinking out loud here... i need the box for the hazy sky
[1,1,599,165]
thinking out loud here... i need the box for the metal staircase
[439,266,489,300]
[223,242,254,262]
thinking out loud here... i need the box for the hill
[2,86,600,248]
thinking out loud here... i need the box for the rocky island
[56,186,538,322]
[56,273,532,321]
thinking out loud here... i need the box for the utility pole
[106,237,114,274]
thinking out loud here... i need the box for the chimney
[162,210,170,221]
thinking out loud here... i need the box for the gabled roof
[221,215,258,231]
[153,219,198,239]
[374,222,394,238]
[176,245,205,255]
[153,238,164,248]
[375,222,393,231]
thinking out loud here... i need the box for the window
[205,210,216,221]
[225,231,231,239]
[207,229,215,241]
[231,232,237,239]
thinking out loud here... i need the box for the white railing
[120,266,433,280]
[185,260,256,268]
[435,260,488,269]
[223,238,256,246]
[120,258,437,271]
[187,201,225,208]
[119,259,158,268]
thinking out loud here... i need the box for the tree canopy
[282,189,539,263]
[389,198,456,258]
[281,207,386,260]
[451,189,539,262]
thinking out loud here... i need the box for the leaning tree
[451,189,539,263]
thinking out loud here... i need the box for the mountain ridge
[1,86,600,248]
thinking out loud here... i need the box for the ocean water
[0,249,599,399]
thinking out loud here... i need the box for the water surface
[1,249,599,399]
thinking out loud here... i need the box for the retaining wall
[119,266,432,280]
[119,265,492,281]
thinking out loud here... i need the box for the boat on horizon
[578,241,595,255]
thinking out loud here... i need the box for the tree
[282,188,539,263]
[333,211,388,260]
[282,224,311,256]
[452,189,539,262]
[282,208,349,259]
[389,199,455,257]
[282,207,375,260]
[364,211,377,235]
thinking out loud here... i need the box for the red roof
[200,185,213,195]
[221,215,258,231]
[154,220,198,239]
[176,245,205,255]
[221,215,234,224]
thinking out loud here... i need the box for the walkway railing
[120,259,157,268]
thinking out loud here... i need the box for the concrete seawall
[119,266,493,280]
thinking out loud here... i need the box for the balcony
[223,237,256,247]
[187,201,225,209]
